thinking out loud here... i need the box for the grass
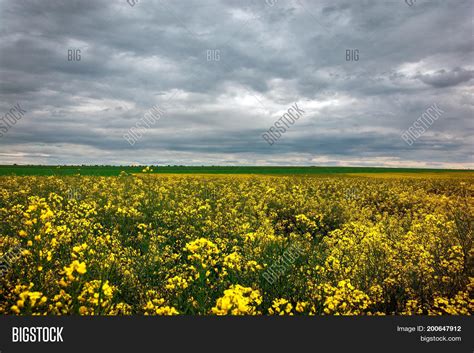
[0,165,472,176]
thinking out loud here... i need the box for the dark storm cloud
[416,68,474,88]
[0,0,472,167]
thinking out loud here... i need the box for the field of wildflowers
[0,173,472,315]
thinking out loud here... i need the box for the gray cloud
[416,67,474,88]
[0,0,472,168]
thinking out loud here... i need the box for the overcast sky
[0,0,472,167]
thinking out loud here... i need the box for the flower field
[0,173,473,315]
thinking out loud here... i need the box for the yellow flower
[211,285,261,315]
[75,262,87,274]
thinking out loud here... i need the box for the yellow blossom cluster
[211,285,262,315]
[143,290,179,315]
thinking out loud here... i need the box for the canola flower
[0,174,472,315]
[211,285,262,315]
